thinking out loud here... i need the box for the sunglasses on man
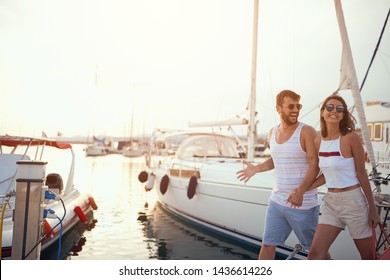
[283,104,302,110]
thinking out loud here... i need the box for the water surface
[42,145,258,260]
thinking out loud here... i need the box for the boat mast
[130,102,134,144]
[333,0,376,170]
[247,0,259,162]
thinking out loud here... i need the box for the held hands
[237,161,305,208]
[287,188,304,208]
[236,160,258,182]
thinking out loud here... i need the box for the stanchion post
[11,160,47,260]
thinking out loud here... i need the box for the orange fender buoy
[74,206,88,223]
[88,196,98,210]
[187,176,198,199]
[160,175,169,195]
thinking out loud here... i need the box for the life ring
[160,175,169,195]
[138,171,149,183]
[187,176,198,199]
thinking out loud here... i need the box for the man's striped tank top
[269,122,320,210]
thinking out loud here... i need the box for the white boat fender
[145,173,155,192]
[187,176,198,199]
[138,171,149,183]
[160,175,169,195]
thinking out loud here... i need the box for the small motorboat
[0,135,98,259]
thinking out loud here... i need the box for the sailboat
[84,136,108,157]
[137,0,389,260]
[122,103,144,158]
[365,100,390,191]
[334,2,390,198]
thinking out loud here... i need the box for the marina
[40,146,259,260]
[133,0,390,260]
[2,133,389,260]
[1,0,389,264]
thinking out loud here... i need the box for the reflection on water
[68,217,97,257]
[137,203,258,260]
[42,145,258,260]
[40,213,97,260]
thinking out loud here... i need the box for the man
[237,89,321,259]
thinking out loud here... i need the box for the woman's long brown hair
[320,94,356,137]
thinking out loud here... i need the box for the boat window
[367,123,373,140]
[367,122,383,142]
[176,135,239,159]
[0,154,31,195]
[155,133,190,155]
[373,123,383,141]
[254,145,266,152]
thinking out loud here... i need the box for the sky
[0,0,389,139]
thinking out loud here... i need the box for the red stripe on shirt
[319,151,341,157]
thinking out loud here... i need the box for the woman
[289,94,380,259]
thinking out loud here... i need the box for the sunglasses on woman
[325,104,345,113]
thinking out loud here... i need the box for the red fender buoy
[74,206,88,223]
[160,175,169,195]
[187,176,198,199]
[43,218,54,238]
[88,196,98,210]
[138,171,149,183]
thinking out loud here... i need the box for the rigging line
[299,102,321,120]
[360,7,390,92]
[23,198,66,260]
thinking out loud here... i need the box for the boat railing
[0,204,14,215]
[285,243,307,260]
[368,163,390,193]
[0,193,16,218]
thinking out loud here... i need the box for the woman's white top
[318,136,359,188]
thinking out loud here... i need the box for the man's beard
[281,112,298,126]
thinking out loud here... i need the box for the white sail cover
[334,0,376,169]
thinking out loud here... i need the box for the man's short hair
[276,90,301,106]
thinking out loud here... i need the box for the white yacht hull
[148,160,362,260]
